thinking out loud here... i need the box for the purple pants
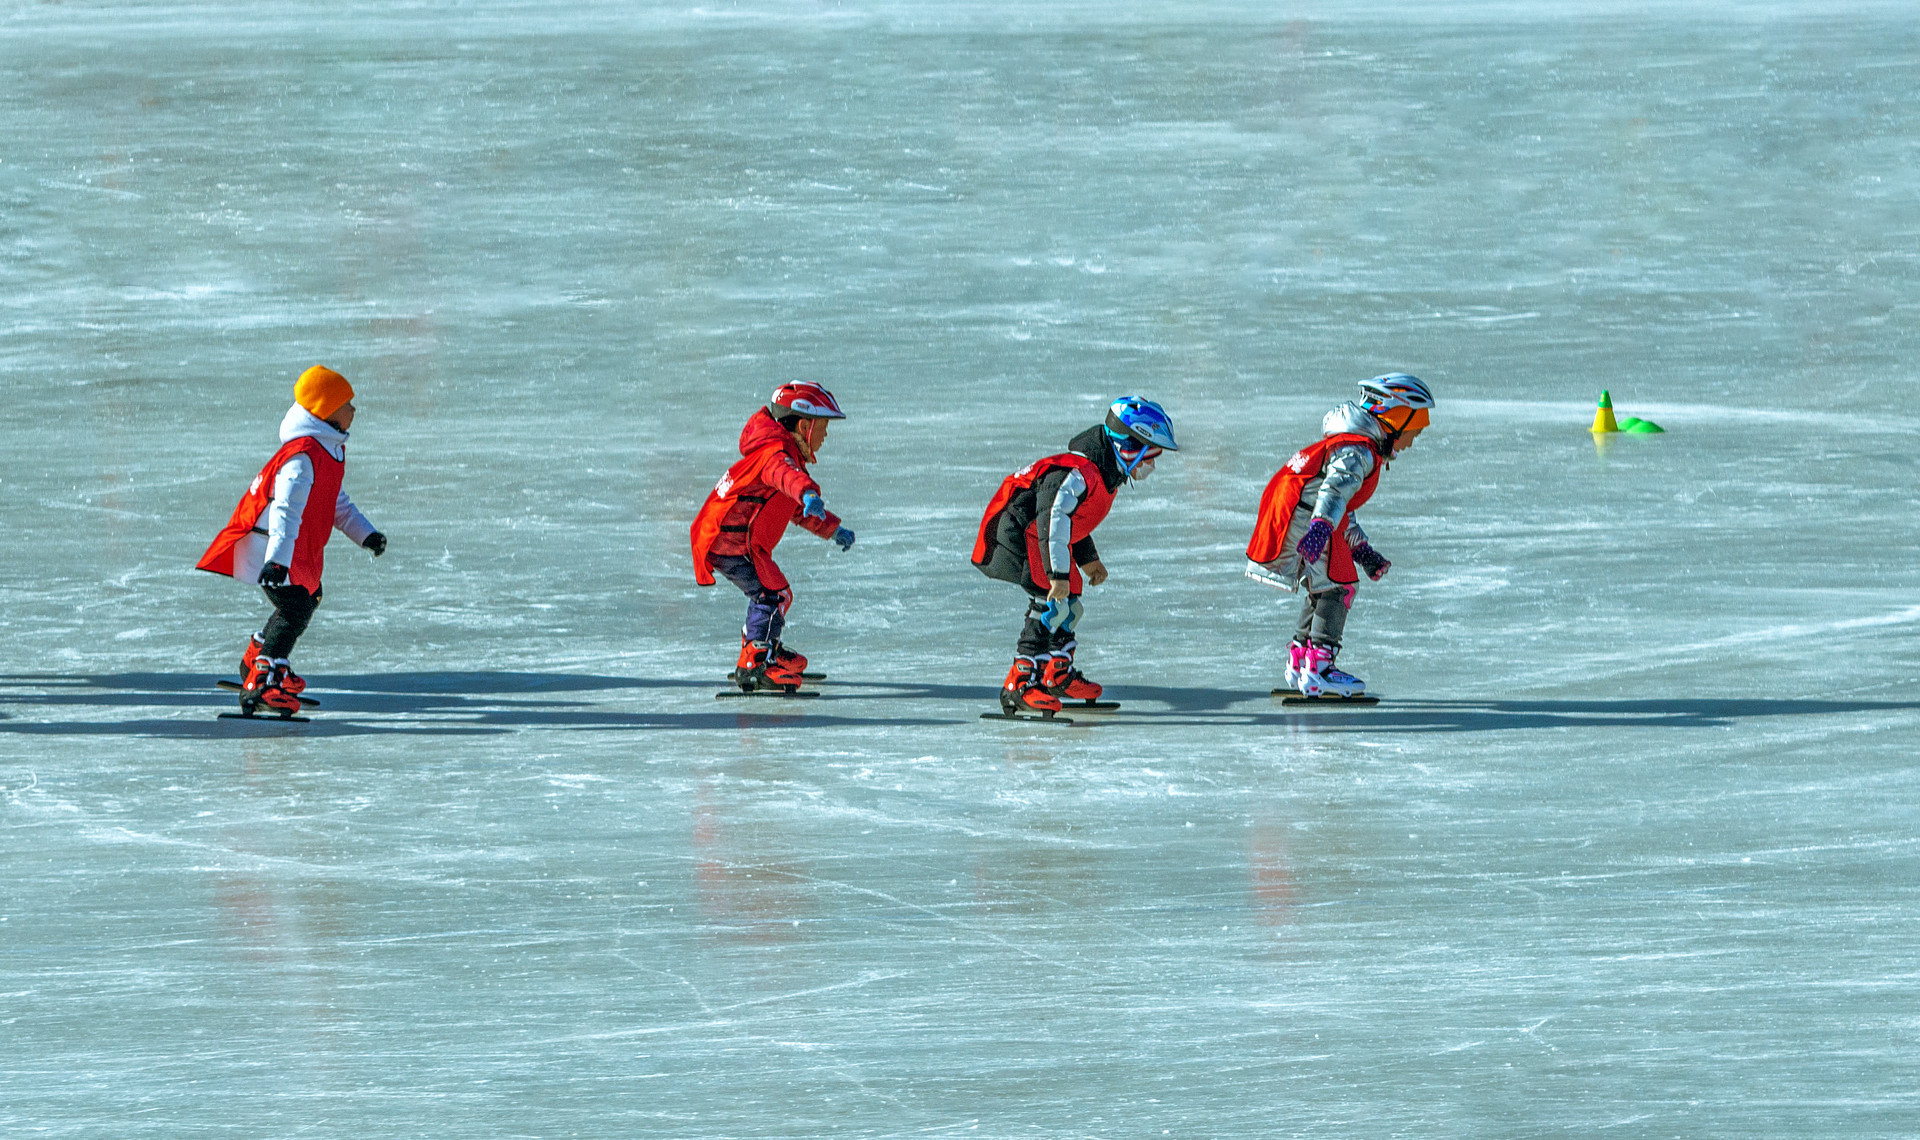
[709,554,793,644]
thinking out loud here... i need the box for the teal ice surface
[4,4,1920,1137]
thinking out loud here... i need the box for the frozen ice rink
[5,2,1919,1135]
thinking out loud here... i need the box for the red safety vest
[1245,433,1384,585]
[972,452,1115,592]
[196,436,344,592]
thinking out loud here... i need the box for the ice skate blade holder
[1272,688,1379,706]
[727,669,825,682]
[216,679,319,708]
[717,686,819,700]
[981,705,1083,725]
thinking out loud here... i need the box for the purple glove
[1352,541,1391,581]
[1296,518,1334,563]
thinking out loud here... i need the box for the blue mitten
[800,491,827,521]
[832,526,855,551]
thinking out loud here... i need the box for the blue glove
[832,526,855,551]
[800,491,827,521]
[1296,518,1334,563]
[1352,541,1390,581]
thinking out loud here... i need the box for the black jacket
[975,424,1117,588]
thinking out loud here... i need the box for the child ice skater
[1245,373,1432,698]
[196,366,386,715]
[972,396,1178,716]
[691,383,856,691]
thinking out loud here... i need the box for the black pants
[979,540,1083,659]
[259,583,320,659]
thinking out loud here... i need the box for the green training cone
[1590,390,1620,433]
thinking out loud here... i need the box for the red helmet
[769,382,845,420]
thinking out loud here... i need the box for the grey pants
[1293,585,1352,650]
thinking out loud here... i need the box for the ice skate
[984,657,1070,722]
[726,639,825,682]
[215,676,319,708]
[228,659,308,720]
[718,640,817,699]
[1041,650,1119,711]
[770,640,807,676]
[1282,644,1377,705]
[1280,639,1309,691]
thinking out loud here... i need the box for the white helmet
[1357,373,1434,411]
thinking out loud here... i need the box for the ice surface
[4,4,1919,1136]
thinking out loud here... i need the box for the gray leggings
[1293,584,1352,650]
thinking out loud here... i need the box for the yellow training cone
[1590,390,1620,433]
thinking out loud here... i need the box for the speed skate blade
[1273,689,1380,706]
[216,679,319,707]
[716,689,820,700]
[218,712,311,723]
[983,706,1075,721]
[1064,700,1121,711]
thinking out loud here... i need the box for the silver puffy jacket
[1245,402,1382,590]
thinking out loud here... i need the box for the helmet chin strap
[1112,436,1153,478]
[1371,404,1412,455]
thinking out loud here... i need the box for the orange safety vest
[1245,433,1383,585]
[972,452,1115,592]
[197,437,344,592]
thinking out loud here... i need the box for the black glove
[258,562,290,587]
[363,532,387,557]
[1352,542,1391,581]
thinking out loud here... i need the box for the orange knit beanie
[293,365,354,421]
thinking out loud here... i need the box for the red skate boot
[1041,650,1104,704]
[770,640,808,678]
[239,633,265,680]
[999,657,1063,716]
[239,658,304,717]
[734,640,805,692]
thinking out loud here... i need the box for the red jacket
[196,437,344,592]
[1245,433,1383,585]
[972,452,1116,593]
[690,408,842,592]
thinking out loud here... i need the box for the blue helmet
[1104,395,1178,450]
[1103,396,1177,478]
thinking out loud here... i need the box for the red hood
[738,407,800,459]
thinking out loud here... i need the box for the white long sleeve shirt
[260,404,376,567]
[1044,468,1087,577]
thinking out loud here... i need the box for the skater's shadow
[812,680,1272,713]
[1171,695,1920,733]
[0,672,957,736]
[7,675,1911,738]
